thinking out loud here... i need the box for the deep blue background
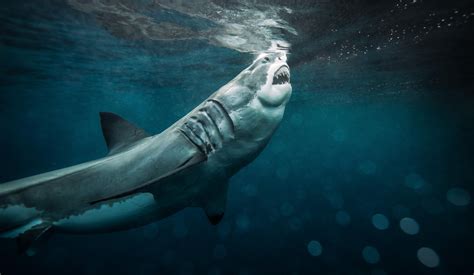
[1,1,473,274]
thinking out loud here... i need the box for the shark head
[208,51,293,165]
[239,51,292,107]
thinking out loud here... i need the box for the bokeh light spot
[399,217,420,235]
[446,187,471,206]
[417,247,440,268]
[307,240,323,256]
[372,214,390,230]
[362,246,380,264]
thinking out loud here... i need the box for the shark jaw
[255,53,292,107]
[272,65,290,85]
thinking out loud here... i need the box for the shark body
[0,52,292,252]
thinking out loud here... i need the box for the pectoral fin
[16,221,52,255]
[202,181,229,225]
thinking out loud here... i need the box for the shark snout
[276,51,287,62]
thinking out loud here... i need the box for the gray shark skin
[0,52,292,253]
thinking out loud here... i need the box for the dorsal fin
[99,112,150,155]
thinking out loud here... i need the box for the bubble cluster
[318,1,474,62]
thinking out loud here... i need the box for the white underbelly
[0,204,41,230]
[54,193,158,233]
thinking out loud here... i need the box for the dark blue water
[1,1,473,274]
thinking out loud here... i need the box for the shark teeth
[272,66,290,85]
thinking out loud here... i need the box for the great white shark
[0,52,292,253]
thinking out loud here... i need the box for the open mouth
[272,65,290,85]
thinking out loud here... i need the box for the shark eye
[263,57,270,63]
